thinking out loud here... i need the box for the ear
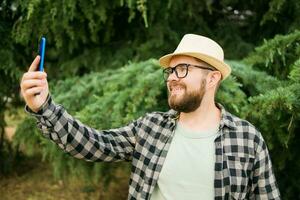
[206,71,222,89]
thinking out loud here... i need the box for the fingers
[24,86,44,96]
[28,56,40,72]
[21,79,46,91]
[21,71,47,82]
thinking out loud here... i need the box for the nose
[167,70,179,82]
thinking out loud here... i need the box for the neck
[178,94,221,131]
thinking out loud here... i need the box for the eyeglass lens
[163,64,188,80]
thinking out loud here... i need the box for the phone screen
[38,37,46,71]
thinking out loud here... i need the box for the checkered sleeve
[26,95,141,162]
[249,135,281,199]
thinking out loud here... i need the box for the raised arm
[21,56,140,162]
[25,96,140,162]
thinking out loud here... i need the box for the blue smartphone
[38,37,46,71]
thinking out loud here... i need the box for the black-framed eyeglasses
[163,63,216,81]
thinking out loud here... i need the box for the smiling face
[166,55,211,113]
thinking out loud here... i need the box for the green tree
[7,0,300,79]
[0,0,24,174]
[242,30,300,199]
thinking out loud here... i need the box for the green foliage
[13,117,41,156]
[4,0,300,81]
[289,58,300,82]
[241,31,300,199]
[244,83,300,199]
[10,0,153,78]
[216,73,247,115]
[14,0,148,46]
[0,0,23,174]
[244,30,300,79]
[260,0,300,32]
[260,0,286,25]
[75,60,167,128]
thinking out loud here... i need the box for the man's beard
[168,79,206,113]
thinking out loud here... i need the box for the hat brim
[159,52,231,80]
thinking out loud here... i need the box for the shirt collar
[216,103,237,130]
[164,103,237,130]
[164,109,179,120]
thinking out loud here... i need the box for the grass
[0,156,101,200]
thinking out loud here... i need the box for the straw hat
[159,34,231,80]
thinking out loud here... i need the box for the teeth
[171,86,182,92]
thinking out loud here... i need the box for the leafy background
[1,0,299,199]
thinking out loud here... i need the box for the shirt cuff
[25,94,56,118]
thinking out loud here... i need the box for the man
[20,34,280,199]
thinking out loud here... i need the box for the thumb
[28,56,40,72]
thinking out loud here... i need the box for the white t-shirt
[150,123,219,200]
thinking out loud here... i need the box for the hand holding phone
[38,37,46,71]
[20,37,49,112]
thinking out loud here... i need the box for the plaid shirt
[27,96,281,200]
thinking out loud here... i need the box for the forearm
[26,95,137,162]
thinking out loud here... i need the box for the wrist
[25,94,51,115]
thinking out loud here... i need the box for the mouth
[170,86,183,92]
[169,83,185,95]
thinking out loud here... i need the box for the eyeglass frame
[163,63,217,81]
